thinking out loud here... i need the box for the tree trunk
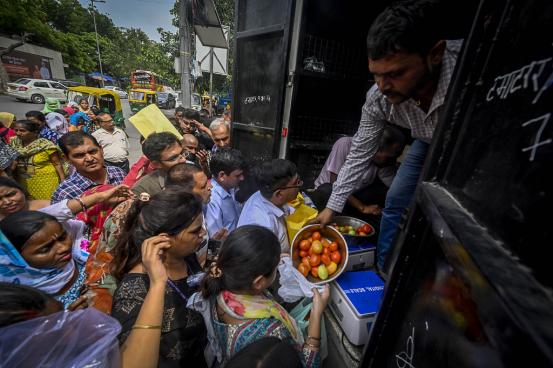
[0,63,10,93]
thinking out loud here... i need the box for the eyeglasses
[161,151,188,162]
[274,178,303,191]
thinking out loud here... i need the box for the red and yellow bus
[130,70,171,92]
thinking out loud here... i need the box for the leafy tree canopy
[0,0,234,91]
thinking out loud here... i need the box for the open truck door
[363,0,553,366]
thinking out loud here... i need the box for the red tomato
[311,267,319,278]
[299,250,308,258]
[299,240,310,251]
[330,251,341,264]
[311,240,323,254]
[321,239,330,247]
[361,224,372,233]
[303,232,313,240]
[312,231,322,241]
[309,254,321,267]
[323,247,331,256]
[301,256,310,268]
[329,242,338,252]
[321,254,331,266]
[297,263,309,277]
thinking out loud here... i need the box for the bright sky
[78,0,177,42]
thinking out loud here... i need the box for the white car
[7,78,67,104]
[103,86,128,99]
[175,91,202,111]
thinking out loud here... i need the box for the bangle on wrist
[132,324,161,330]
[307,335,321,341]
[304,341,320,351]
[75,197,87,212]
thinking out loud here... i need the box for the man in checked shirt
[314,0,463,272]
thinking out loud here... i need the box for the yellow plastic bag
[286,193,318,243]
[128,104,183,139]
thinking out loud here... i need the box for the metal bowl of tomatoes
[332,216,376,246]
[291,224,348,285]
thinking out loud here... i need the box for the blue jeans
[377,139,429,269]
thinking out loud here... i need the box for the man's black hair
[175,106,185,115]
[58,131,101,155]
[166,163,202,192]
[25,110,46,123]
[366,0,443,59]
[141,132,179,162]
[254,159,297,199]
[210,148,245,177]
[97,111,111,119]
[182,108,201,121]
[378,124,407,153]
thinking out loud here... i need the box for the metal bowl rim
[333,216,376,237]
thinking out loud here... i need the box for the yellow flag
[128,104,183,139]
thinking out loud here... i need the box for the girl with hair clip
[189,225,329,368]
[111,189,208,368]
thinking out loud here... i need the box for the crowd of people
[0,95,330,367]
[0,0,459,366]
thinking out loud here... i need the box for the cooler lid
[336,270,384,316]
[347,241,376,253]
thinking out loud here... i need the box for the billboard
[1,49,52,80]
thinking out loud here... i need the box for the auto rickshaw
[66,86,125,128]
[129,89,158,114]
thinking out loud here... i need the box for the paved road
[0,94,177,166]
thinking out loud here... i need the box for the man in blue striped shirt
[52,131,125,203]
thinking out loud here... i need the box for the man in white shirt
[237,159,302,253]
[92,113,130,173]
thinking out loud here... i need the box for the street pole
[90,0,106,87]
[179,0,192,107]
[209,47,213,116]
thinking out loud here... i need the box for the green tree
[0,0,182,86]
[214,0,235,29]
[0,0,96,71]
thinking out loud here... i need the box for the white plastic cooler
[345,241,376,271]
[328,270,385,345]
